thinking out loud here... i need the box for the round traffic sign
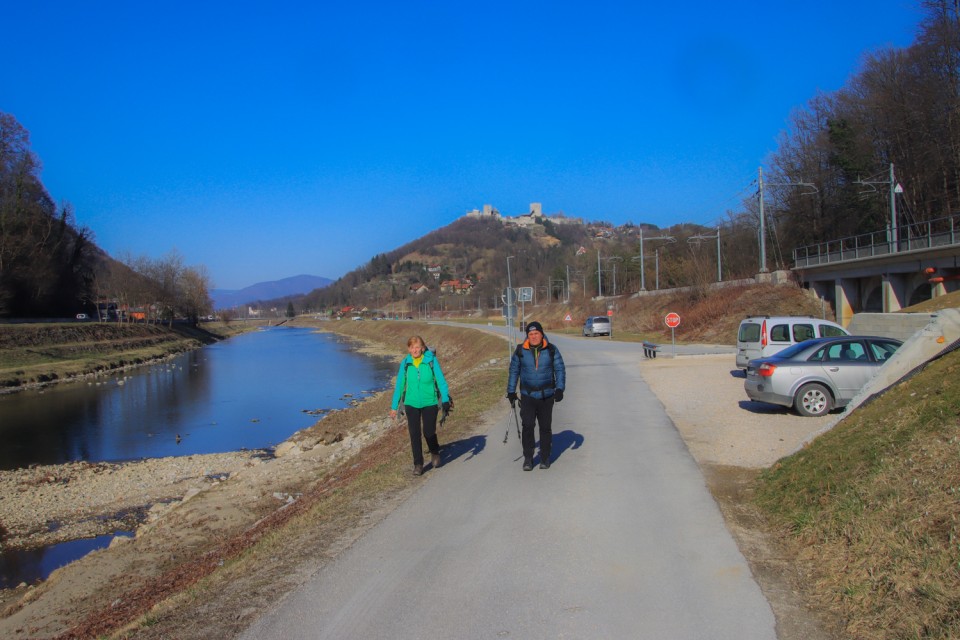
[664,312,681,328]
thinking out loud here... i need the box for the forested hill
[1,113,213,322]
[0,113,101,318]
[293,214,753,315]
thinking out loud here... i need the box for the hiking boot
[522,459,533,471]
[539,459,551,469]
[431,453,442,468]
[413,464,423,476]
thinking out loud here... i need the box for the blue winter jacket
[507,337,566,400]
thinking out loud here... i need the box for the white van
[736,315,848,369]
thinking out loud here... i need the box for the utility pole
[758,167,767,273]
[597,255,623,296]
[688,226,722,282]
[636,227,676,291]
[506,255,515,341]
[890,163,898,251]
[758,167,818,272]
[855,163,902,253]
[597,250,602,297]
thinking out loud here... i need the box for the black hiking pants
[519,394,554,463]
[404,404,440,467]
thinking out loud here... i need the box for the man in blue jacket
[507,321,566,471]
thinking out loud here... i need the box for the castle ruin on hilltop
[464,202,581,227]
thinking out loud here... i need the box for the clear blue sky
[4,1,923,290]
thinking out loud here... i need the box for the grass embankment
[102,320,509,639]
[0,321,257,390]
[443,281,830,345]
[756,347,960,639]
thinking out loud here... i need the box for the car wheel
[794,383,833,417]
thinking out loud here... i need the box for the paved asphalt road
[240,329,773,639]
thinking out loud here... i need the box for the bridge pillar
[882,274,906,312]
[835,279,857,327]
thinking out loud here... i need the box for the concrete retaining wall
[791,308,960,456]
[847,312,938,342]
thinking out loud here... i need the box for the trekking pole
[512,402,521,441]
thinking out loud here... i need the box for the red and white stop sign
[664,312,681,328]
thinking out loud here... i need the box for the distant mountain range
[210,274,333,310]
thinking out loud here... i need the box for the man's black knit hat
[526,321,544,335]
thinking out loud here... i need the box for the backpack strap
[516,342,558,393]
[400,353,444,405]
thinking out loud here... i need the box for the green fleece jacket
[391,350,450,410]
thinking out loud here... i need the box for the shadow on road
[440,434,486,464]
[547,429,585,463]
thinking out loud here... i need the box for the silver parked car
[744,336,902,417]
[583,315,611,337]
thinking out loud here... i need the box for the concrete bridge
[793,213,960,326]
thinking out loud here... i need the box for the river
[0,326,398,588]
[0,326,397,471]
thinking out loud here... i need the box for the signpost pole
[664,312,681,358]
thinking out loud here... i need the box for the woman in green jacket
[390,335,451,475]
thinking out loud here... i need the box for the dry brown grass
[757,349,960,639]
[491,281,829,345]
[902,288,960,313]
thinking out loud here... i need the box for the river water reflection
[0,326,397,470]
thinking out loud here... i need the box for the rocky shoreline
[0,452,270,551]
[0,322,367,555]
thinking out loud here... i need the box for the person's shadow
[537,429,585,464]
[438,435,486,467]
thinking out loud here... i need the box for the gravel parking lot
[639,353,834,469]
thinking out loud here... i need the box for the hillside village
[289,203,735,323]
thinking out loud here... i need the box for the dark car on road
[744,336,903,417]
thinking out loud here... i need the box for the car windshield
[593,317,609,323]
[869,340,902,361]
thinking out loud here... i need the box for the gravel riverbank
[0,452,268,549]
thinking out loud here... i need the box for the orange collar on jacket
[522,337,549,350]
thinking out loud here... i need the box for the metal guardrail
[793,212,960,268]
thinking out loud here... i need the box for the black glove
[506,392,518,408]
[442,401,451,414]
[554,389,564,403]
